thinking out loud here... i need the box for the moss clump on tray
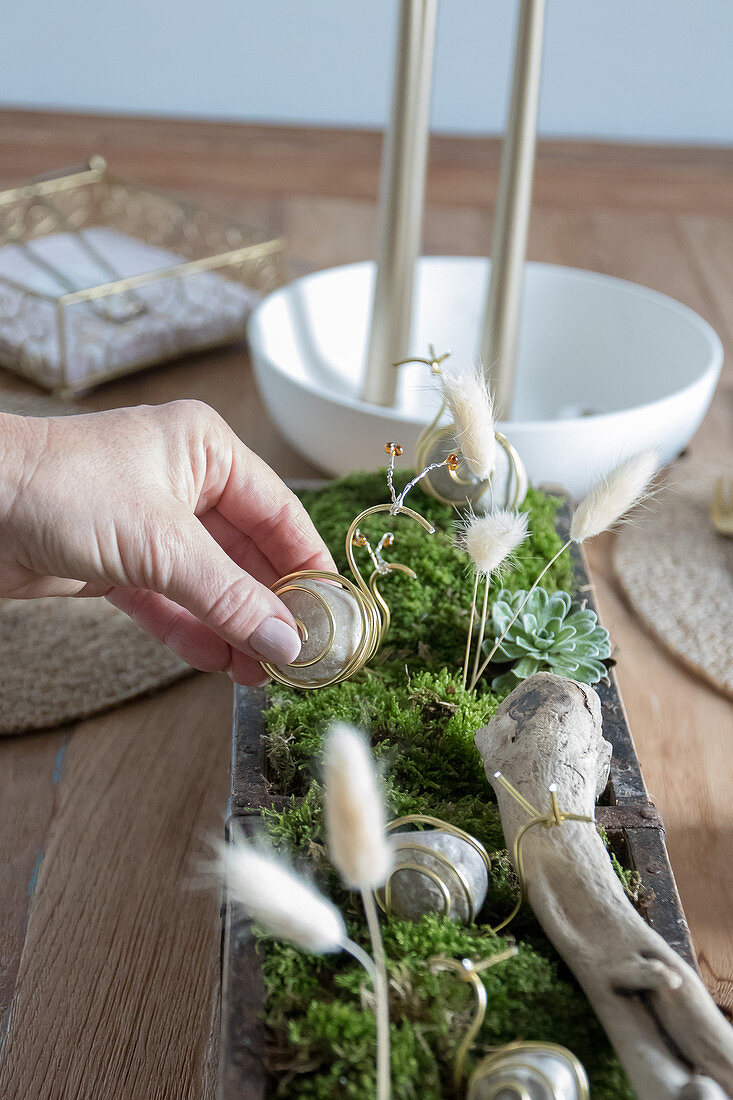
[256,470,634,1099]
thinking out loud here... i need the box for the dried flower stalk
[459,509,529,689]
[469,451,658,690]
[324,724,392,1100]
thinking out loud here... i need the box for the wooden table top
[0,110,731,1099]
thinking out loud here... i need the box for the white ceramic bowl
[247,257,722,497]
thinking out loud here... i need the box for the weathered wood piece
[475,673,733,1100]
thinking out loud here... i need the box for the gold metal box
[0,157,284,396]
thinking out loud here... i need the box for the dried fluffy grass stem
[469,451,660,690]
[440,363,496,480]
[461,509,529,576]
[324,723,392,890]
[221,840,346,953]
[570,450,658,543]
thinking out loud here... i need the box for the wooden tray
[218,508,696,1100]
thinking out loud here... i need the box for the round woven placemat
[614,463,733,699]
[0,388,192,734]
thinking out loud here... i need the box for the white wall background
[3,0,732,144]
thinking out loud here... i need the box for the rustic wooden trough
[218,508,697,1099]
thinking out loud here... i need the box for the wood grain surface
[0,109,730,1098]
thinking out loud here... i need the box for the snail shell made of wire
[260,572,378,689]
[415,425,528,513]
[467,1041,590,1100]
[261,503,435,690]
[376,816,490,923]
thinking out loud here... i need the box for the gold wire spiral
[430,952,589,1098]
[375,814,492,922]
[489,777,595,935]
[466,1041,590,1100]
[399,350,525,511]
[415,410,525,511]
[260,503,435,689]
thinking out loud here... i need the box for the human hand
[0,401,335,685]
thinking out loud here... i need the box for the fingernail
[250,617,302,665]
[228,671,270,687]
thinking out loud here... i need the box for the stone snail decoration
[467,1041,590,1100]
[261,444,457,689]
[431,954,590,1100]
[375,815,491,923]
[396,348,528,513]
[374,779,585,933]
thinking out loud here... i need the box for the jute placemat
[0,388,192,734]
[614,463,733,699]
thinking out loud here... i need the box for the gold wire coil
[466,1041,590,1100]
[261,503,434,689]
[430,952,589,1098]
[429,951,518,1093]
[376,814,492,921]
[490,778,594,935]
[415,414,526,511]
[260,570,380,688]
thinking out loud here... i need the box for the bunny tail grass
[324,724,392,1099]
[221,840,346,954]
[324,723,392,889]
[570,450,659,543]
[441,362,496,480]
[469,453,658,689]
[460,509,529,689]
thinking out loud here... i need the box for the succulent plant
[485,587,612,693]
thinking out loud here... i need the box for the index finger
[205,428,336,579]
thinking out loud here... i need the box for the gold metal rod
[453,968,488,1092]
[0,162,106,207]
[361,0,438,406]
[548,784,563,826]
[462,572,480,691]
[471,574,491,687]
[56,240,282,304]
[492,772,539,819]
[478,0,546,418]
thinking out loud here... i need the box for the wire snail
[400,350,528,512]
[432,954,590,1100]
[260,501,435,689]
[466,1042,590,1100]
[415,417,528,513]
[375,815,491,924]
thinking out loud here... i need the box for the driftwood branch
[474,672,733,1100]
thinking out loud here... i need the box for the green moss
[255,471,632,1098]
[294,471,572,677]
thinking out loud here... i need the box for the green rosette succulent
[486,587,612,693]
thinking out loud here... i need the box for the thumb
[153,508,302,666]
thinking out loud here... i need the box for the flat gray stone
[382,828,489,923]
[272,578,365,685]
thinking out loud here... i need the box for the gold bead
[385,441,404,456]
[446,453,459,470]
[381,533,395,547]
